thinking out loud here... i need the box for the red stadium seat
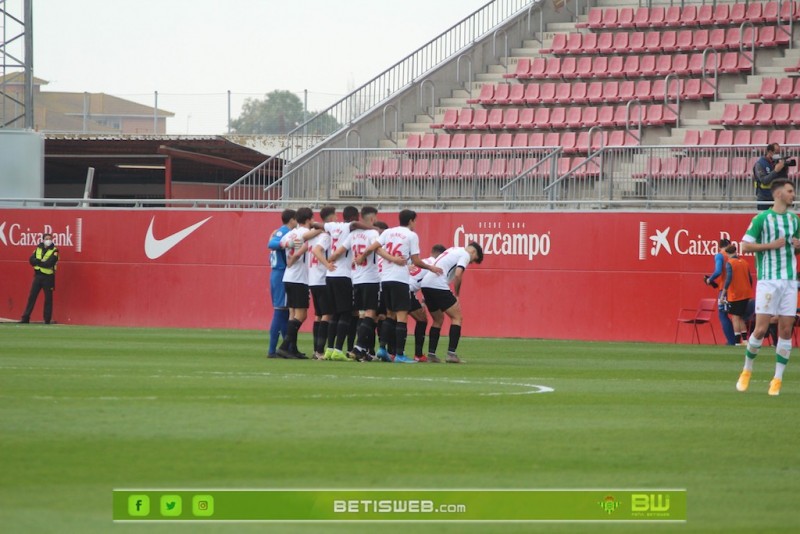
[488,158,507,179]
[528,131,545,147]
[644,31,661,53]
[597,32,614,54]
[420,133,436,149]
[645,104,665,126]
[528,57,547,79]
[580,7,602,29]
[579,32,598,54]
[560,56,578,79]
[717,129,734,146]
[575,56,594,79]
[542,33,567,55]
[764,1,780,23]
[661,30,678,53]
[508,83,526,105]
[633,156,660,179]
[651,79,666,101]
[701,129,719,146]
[555,82,572,103]
[732,130,751,146]
[523,84,541,105]
[708,28,726,50]
[730,2,747,24]
[450,133,466,151]
[649,7,666,27]
[790,103,800,125]
[455,108,474,129]
[775,25,792,47]
[737,103,757,126]
[682,78,704,101]
[512,132,530,148]
[655,55,673,76]
[633,6,650,28]
[754,103,774,126]
[405,134,421,149]
[505,58,531,79]
[639,55,657,77]
[627,31,646,54]
[540,57,561,79]
[441,159,461,179]
[694,156,714,178]
[430,108,457,129]
[587,81,603,103]
[746,1,764,23]
[493,83,511,105]
[683,129,701,146]
[598,105,616,128]
[607,56,625,78]
[710,103,737,125]
[675,30,693,52]
[623,56,640,78]
[635,79,653,101]
[518,108,535,129]
[758,25,778,47]
[681,5,699,26]
[712,3,731,25]
[571,82,588,104]
[468,84,492,105]
[434,133,451,151]
[487,108,504,130]
[672,54,690,76]
[619,80,635,102]
[619,7,635,28]
[593,56,610,78]
[540,82,557,104]
[692,29,710,51]
[602,81,619,103]
[794,78,800,99]
[709,156,730,179]
[752,129,769,146]
[565,32,582,54]
[582,106,599,128]
[472,108,489,129]
[544,131,560,148]
[590,130,610,151]
[601,8,619,28]
[481,133,497,150]
[614,31,630,53]
[748,77,777,99]
[565,106,583,129]
[465,133,482,149]
[697,4,714,26]
[475,158,492,179]
[503,108,521,129]
[773,103,791,126]
[787,129,800,145]
[730,157,749,180]
[561,131,578,154]
[533,107,551,129]
[550,107,567,129]
[665,5,682,27]
[362,159,384,179]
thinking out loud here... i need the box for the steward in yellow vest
[21,233,59,324]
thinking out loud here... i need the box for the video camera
[775,155,797,167]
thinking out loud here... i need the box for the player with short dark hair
[420,242,484,363]
[266,209,297,358]
[276,207,314,359]
[357,210,442,363]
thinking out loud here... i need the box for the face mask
[773,154,783,160]
[43,239,53,247]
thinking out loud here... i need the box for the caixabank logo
[0,220,83,252]
[638,221,733,261]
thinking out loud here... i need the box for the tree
[231,90,341,135]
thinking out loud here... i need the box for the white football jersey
[408,256,435,292]
[280,226,309,285]
[378,226,421,284]
[341,229,380,284]
[324,221,353,279]
[307,232,331,287]
[421,247,470,291]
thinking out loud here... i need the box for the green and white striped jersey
[742,209,800,281]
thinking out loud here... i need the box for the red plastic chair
[732,130,751,146]
[680,5,699,26]
[523,84,541,105]
[580,7,602,29]
[468,84,493,105]
[533,107,551,129]
[527,57,547,79]
[697,4,714,26]
[710,103,738,126]
[601,8,619,28]
[712,3,731,25]
[593,56,610,78]
[579,32,598,54]
[754,103,774,126]
[420,133,436,150]
[633,6,650,28]
[618,7,635,28]
[649,6,666,27]
[560,56,578,79]
[505,58,531,79]
[502,108,521,129]
[614,31,630,53]
[508,84,526,105]
[623,56,640,78]
[405,134,421,149]
[737,103,757,126]
[518,108,535,129]
[748,77,777,99]
[773,103,791,127]
[565,32,582,54]
[472,109,489,130]
[571,82,588,104]
[550,107,567,129]
[487,108,505,130]
[542,33,567,55]
[493,83,511,105]
[639,55,657,77]
[587,81,604,103]
[665,5,682,27]
[775,77,794,100]
[575,56,594,79]
[644,30,661,53]
[540,82,557,104]
[597,32,614,54]
[555,82,572,103]
[628,31,646,54]
[603,81,620,102]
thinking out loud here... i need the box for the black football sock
[414,321,427,356]
[448,324,462,353]
[428,326,441,355]
[395,321,408,356]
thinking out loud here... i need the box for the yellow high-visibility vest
[34,247,57,275]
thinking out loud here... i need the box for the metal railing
[256,142,800,210]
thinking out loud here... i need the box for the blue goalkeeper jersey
[267,224,291,271]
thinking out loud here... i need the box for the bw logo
[631,493,671,513]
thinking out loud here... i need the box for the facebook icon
[128,495,150,516]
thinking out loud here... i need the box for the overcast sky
[34,0,490,134]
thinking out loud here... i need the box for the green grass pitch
[1,325,798,533]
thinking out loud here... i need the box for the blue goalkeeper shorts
[271,269,287,309]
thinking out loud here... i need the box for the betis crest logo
[598,495,621,515]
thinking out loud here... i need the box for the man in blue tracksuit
[266,209,297,357]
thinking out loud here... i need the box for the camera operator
[754,143,796,211]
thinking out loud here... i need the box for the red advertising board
[0,208,757,343]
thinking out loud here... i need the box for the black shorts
[421,288,458,313]
[377,285,387,316]
[729,299,749,318]
[310,285,333,316]
[410,292,423,312]
[382,281,411,312]
[353,283,380,312]
[284,282,310,309]
[326,277,353,314]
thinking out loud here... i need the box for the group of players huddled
[266,206,483,363]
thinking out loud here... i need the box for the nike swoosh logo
[144,216,212,259]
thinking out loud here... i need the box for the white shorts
[754,279,798,317]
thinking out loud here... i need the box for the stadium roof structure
[44,134,279,200]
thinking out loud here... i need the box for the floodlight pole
[24,0,33,129]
